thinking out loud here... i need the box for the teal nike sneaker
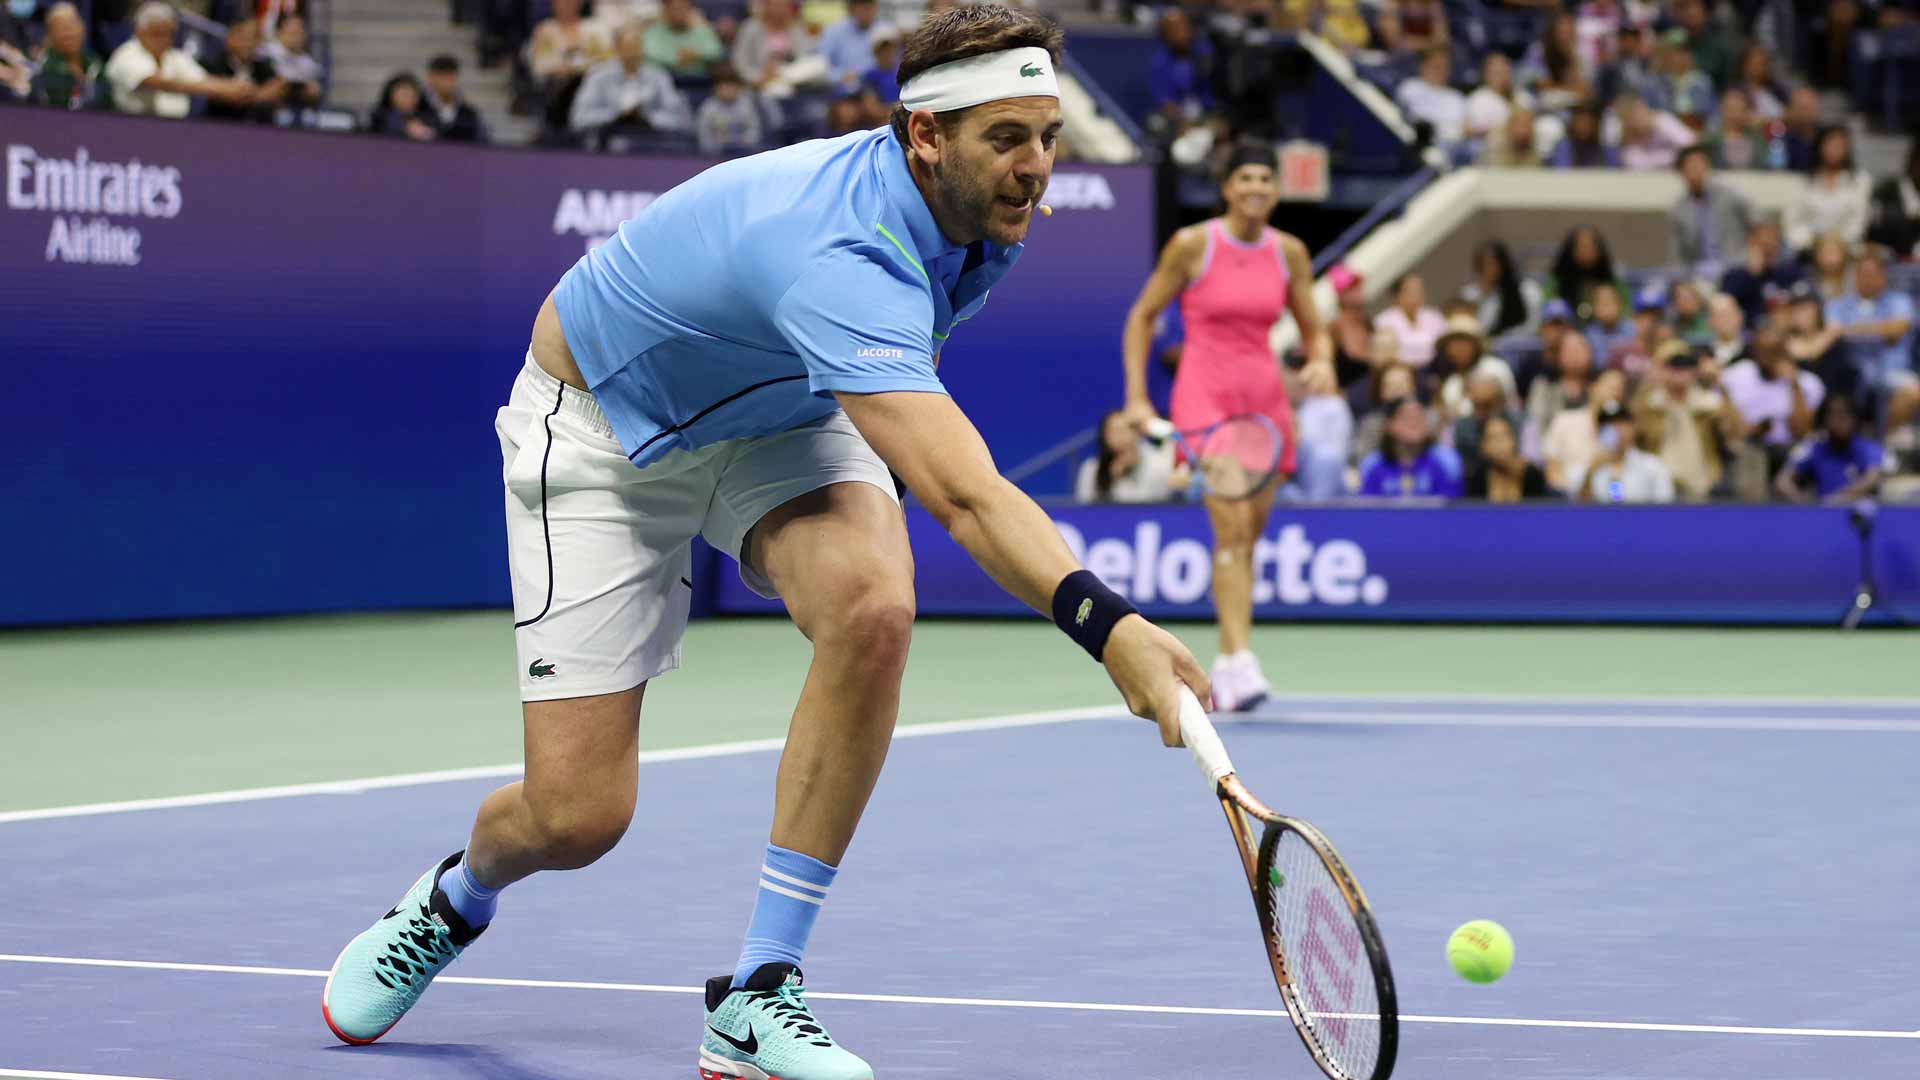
[322,851,486,1045]
[699,963,873,1080]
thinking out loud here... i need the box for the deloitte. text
[1053,521,1389,607]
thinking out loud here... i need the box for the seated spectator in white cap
[1571,399,1675,502]
[1435,314,1519,419]
[105,2,269,118]
[1632,339,1742,499]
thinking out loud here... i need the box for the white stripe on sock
[760,865,832,897]
[759,879,827,906]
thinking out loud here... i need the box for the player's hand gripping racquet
[1143,415,1284,500]
[1176,688,1399,1080]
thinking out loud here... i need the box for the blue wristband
[1051,570,1138,661]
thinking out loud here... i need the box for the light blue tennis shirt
[551,127,1022,469]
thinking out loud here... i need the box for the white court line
[0,705,1120,826]
[1253,711,1920,734]
[0,1070,182,1080]
[6,696,1914,826]
[1253,691,1920,709]
[3,953,1916,1041]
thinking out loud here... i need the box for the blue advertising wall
[0,108,1152,625]
[6,110,1916,627]
[712,503,1920,626]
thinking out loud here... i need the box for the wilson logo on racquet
[1300,887,1364,1045]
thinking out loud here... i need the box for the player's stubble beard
[933,149,1037,248]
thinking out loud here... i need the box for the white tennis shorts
[497,353,896,702]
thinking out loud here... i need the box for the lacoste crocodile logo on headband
[1020,63,1042,77]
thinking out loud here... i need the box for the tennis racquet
[1175,687,1399,1080]
[1143,414,1286,500]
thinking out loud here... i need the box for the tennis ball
[1446,920,1513,984]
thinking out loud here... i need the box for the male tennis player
[321,7,1209,1078]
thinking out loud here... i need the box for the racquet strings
[1192,416,1280,498]
[1265,829,1385,1080]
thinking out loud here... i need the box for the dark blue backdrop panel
[714,503,1920,625]
[0,109,1152,625]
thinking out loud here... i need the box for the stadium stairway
[327,0,537,146]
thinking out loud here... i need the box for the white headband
[899,46,1059,113]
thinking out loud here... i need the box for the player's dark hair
[888,4,1065,146]
[1220,138,1277,182]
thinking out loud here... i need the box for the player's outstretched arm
[1119,227,1200,429]
[835,389,1211,744]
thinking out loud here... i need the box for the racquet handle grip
[1178,686,1236,789]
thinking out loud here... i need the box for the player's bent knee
[813,583,915,669]
[525,796,632,871]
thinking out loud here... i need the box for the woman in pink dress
[1120,140,1333,711]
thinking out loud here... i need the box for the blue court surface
[5,694,1919,1079]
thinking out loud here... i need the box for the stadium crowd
[1085,148,1920,504]
[464,0,960,152]
[1,1,324,121]
[1062,0,1920,503]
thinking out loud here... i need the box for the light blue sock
[436,854,502,928]
[731,844,838,988]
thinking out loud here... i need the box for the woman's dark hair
[1809,123,1854,177]
[1220,138,1277,183]
[1550,225,1616,312]
[888,4,1065,146]
[1093,409,1127,498]
[1382,396,1432,457]
[370,73,424,134]
[376,73,421,112]
[1543,13,1579,84]
[1476,241,1528,336]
